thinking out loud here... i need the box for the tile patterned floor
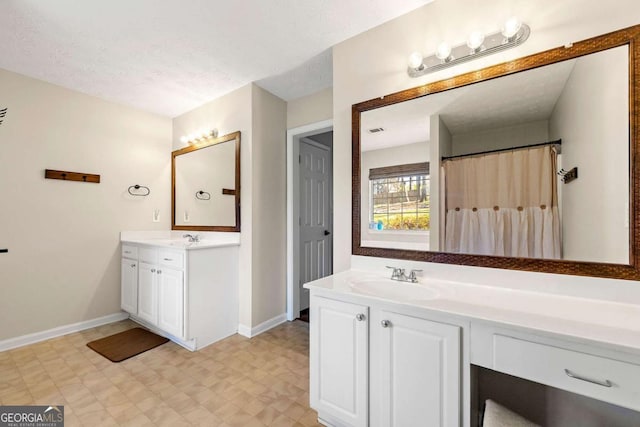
[0,320,320,426]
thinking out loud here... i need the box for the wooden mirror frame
[352,25,640,280]
[172,130,241,232]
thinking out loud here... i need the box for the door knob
[381,320,391,328]
[356,313,366,321]
[324,230,331,236]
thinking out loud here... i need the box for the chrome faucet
[183,234,200,243]
[386,266,422,283]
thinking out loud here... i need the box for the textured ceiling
[361,58,577,152]
[0,0,432,117]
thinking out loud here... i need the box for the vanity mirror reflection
[353,25,640,280]
[172,131,240,232]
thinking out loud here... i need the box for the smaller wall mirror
[172,131,241,232]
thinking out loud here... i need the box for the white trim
[237,313,287,338]
[301,136,331,151]
[128,315,198,351]
[287,119,333,321]
[0,312,129,352]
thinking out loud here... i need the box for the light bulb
[467,31,485,51]
[435,42,452,61]
[200,129,209,138]
[502,16,522,39]
[408,51,424,69]
[189,133,198,142]
[180,136,188,144]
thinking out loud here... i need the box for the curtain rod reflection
[441,139,562,162]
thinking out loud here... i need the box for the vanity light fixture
[180,128,219,145]
[407,17,530,77]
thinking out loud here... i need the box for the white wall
[429,115,452,251]
[287,88,333,129]
[251,85,287,325]
[0,68,172,341]
[361,141,429,248]
[172,85,254,326]
[172,83,287,329]
[332,0,640,273]
[549,46,629,264]
[451,120,549,156]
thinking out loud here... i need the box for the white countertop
[304,269,640,354]
[120,230,240,250]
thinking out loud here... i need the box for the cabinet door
[120,258,138,314]
[157,268,184,338]
[375,310,460,427]
[310,296,368,427]
[137,262,158,325]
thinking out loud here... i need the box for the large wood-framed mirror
[172,131,241,232]
[353,25,640,280]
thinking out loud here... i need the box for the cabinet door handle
[151,268,156,273]
[355,313,366,321]
[131,263,136,268]
[157,270,162,274]
[124,251,131,254]
[163,258,172,261]
[564,369,612,388]
[381,320,391,328]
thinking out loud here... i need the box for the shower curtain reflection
[444,145,561,258]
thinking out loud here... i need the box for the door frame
[286,119,333,321]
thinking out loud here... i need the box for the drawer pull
[355,313,366,321]
[151,268,156,273]
[131,263,136,268]
[381,320,391,328]
[164,258,172,261]
[564,369,613,388]
[124,251,131,254]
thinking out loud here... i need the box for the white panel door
[375,310,460,427]
[157,268,184,338]
[137,262,158,325]
[120,258,138,315]
[300,141,332,310]
[310,296,368,427]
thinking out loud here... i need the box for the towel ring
[128,185,150,196]
[195,190,211,200]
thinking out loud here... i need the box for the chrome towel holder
[128,185,150,196]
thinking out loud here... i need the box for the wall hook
[557,167,578,184]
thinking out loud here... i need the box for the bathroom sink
[349,279,440,301]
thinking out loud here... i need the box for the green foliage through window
[371,174,430,231]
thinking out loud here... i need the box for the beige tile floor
[0,320,320,426]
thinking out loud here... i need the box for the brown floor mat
[86,327,169,362]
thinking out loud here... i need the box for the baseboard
[238,313,287,338]
[0,312,129,352]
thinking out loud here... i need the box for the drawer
[493,334,640,411]
[158,249,184,269]
[122,244,138,259]
[138,247,158,264]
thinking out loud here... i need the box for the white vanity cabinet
[120,245,138,315]
[120,240,239,351]
[310,297,369,427]
[136,246,185,337]
[372,309,460,427]
[310,295,461,427]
